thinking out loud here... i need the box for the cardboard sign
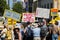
[4,9,21,21]
[36,8,50,18]
[51,8,58,16]
[22,13,35,22]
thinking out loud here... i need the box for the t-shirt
[6,30,12,39]
[32,28,40,37]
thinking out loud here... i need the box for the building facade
[38,0,53,9]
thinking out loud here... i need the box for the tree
[13,2,24,13]
[0,0,9,16]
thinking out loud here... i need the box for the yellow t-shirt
[6,30,12,39]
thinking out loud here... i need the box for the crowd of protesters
[0,19,60,40]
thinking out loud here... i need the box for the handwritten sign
[22,13,35,22]
[4,9,21,21]
[36,8,50,18]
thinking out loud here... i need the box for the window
[47,3,49,9]
[51,3,53,8]
[44,4,46,8]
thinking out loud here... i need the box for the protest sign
[22,13,35,22]
[36,8,50,18]
[4,9,21,21]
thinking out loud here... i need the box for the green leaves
[0,0,9,16]
[13,2,23,13]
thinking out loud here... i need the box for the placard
[51,8,58,16]
[4,9,21,21]
[22,13,35,22]
[36,8,50,18]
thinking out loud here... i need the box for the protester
[0,25,7,40]
[32,23,41,40]
[24,22,33,40]
[6,26,12,40]
[14,27,22,40]
[40,19,48,40]
[53,21,59,33]
[52,30,58,40]
[20,23,24,36]
[14,28,19,40]
[1,18,60,40]
[50,21,59,40]
[20,23,24,40]
[0,26,3,40]
[19,31,22,40]
[46,25,53,40]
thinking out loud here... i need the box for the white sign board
[4,9,21,21]
[36,8,50,18]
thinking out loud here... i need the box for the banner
[22,13,35,22]
[36,8,50,18]
[4,9,21,21]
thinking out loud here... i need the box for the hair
[4,25,6,28]
[27,22,31,25]
[55,21,58,25]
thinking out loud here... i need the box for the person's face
[16,29,19,32]
[21,25,24,28]
[16,29,19,34]
[30,23,32,26]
